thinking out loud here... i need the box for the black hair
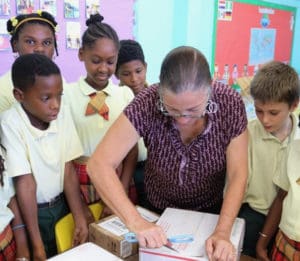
[0,152,4,187]
[116,39,145,73]
[81,13,119,50]
[12,53,60,91]
[7,11,59,56]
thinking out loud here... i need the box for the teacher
[87,46,248,260]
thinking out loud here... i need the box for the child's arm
[9,196,30,260]
[120,144,138,193]
[14,174,47,261]
[64,161,88,246]
[256,188,287,261]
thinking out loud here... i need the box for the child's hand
[101,205,114,219]
[16,245,30,261]
[33,245,47,261]
[256,244,270,261]
[72,220,88,246]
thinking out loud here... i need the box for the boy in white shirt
[0,53,88,259]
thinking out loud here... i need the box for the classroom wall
[135,0,300,84]
[0,0,299,84]
[0,0,134,82]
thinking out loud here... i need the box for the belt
[38,193,64,209]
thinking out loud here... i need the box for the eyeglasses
[157,96,218,118]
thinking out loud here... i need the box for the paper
[156,208,245,258]
[48,242,122,260]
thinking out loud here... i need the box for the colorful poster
[0,34,10,51]
[249,28,276,65]
[86,0,100,18]
[218,0,233,21]
[40,0,57,16]
[66,21,81,49]
[16,0,34,14]
[64,0,79,18]
[0,0,10,15]
[214,1,294,83]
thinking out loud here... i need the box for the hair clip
[11,17,18,27]
[36,10,43,16]
[55,24,60,33]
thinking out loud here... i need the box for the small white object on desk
[48,242,123,261]
[139,208,245,261]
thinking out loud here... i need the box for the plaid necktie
[85,91,109,120]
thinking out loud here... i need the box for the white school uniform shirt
[63,77,134,157]
[273,128,300,241]
[0,70,14,113]
[0,103,83,203]
[0,148,15,232]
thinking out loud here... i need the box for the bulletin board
[0,0,135,82]
[212,0,296,86]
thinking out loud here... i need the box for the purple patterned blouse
[124,82,247,211]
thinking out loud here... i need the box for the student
[0,53,88,259]
[0,11,59,113]
[63,14,137,216]
[115,39,148,206]
[238,61,300,257]
[0,147,29,261]
[87,46,248,260]
[256,118,300,260]
[115,39,148,95]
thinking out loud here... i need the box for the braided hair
[81,13,119,50]
[7,11,59,56]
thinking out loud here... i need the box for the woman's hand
[130,218,167,248]
[206,231,237,261]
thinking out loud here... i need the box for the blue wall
[135,0,300,84]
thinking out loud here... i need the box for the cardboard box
[48,242,122,260]
[89,206,159,259]
[139,208,245,261]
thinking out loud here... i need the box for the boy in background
[115,39,148,206]
[0,53,88,259]
[239,61,300,257]
[256,114,300,260]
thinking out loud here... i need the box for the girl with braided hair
[0,10,59,113]
[64,13,137,218]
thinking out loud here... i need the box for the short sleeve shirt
[273,130,300,241]
[124,82,247,210]
[0,148,15,232]
[0,103,83,203]
[245,113,298,215]
[63,77,134,157]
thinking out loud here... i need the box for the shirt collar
[78,76,114,97]
[15,103,58,138]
